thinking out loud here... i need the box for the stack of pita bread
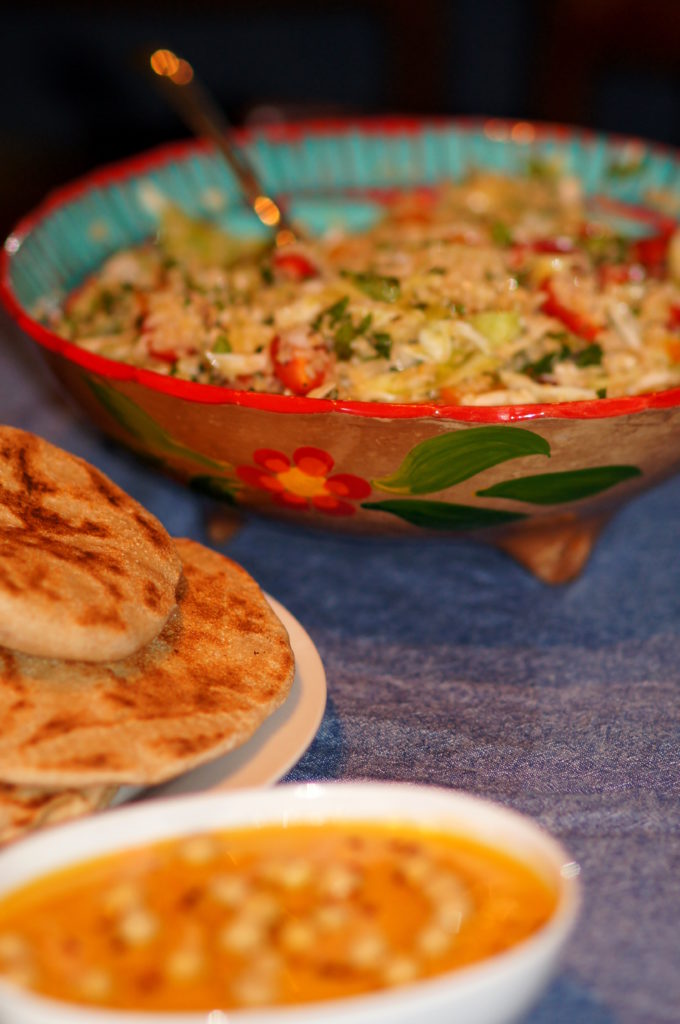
[0,426,295,844]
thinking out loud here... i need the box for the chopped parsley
[333,312,373,360]
[329,296,351,324]
[333,320,356,359]
[491,221,513,247]
[513,267,532,288]
[313,298,374,361]
[341,271,401,303]
[94,289,116,315]
[372,332,392,359]
[521,338,603,378]
[573,343,603,367]
[212,334,232,353]
[312,296,349,331]
[582,233,630,266]
[521,346,570,378]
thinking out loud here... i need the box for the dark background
[2,0,679,237]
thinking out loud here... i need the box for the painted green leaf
[477,465,642,505]
[362,499,527,530]
[372,426,550,495]
[87,379,226,471]
[190,475,239,504]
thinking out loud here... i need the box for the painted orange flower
[236,446,371,516]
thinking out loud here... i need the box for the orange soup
[0,823,557,1012]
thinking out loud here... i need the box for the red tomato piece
[148,345,181,364]
[270,336,326,396]
[439,386,462,404]
[274,356,323,394]
[531,237,577,254]
[630,232,671,274]
[272,250,318,281]
[510,237,577,263]
[668,305,680,330]
[598,263,645,287]
[541,279,600,341]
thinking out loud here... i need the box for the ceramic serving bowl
[3,118,680,583]
[0,782,580,1024]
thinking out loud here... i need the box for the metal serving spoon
[150,48,301,245]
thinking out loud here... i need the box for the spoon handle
[151,50,301,243]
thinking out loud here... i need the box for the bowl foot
[493,511,611,584]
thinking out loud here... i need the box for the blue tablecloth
[1,307,678,1024]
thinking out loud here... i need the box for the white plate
[114,596,326,803]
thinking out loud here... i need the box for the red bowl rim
[3,115,680,423]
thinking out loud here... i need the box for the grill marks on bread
[0,427,182,662]
[0,539,295,787]
[0,434,294,840]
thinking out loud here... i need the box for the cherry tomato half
[272,250,318,281]
[541,279,600,342]
[270,336,327,395]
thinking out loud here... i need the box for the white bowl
[0,783,580,1024]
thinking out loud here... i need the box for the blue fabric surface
[1,308,678,1024]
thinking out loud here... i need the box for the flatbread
[0,782,117,846]
[0,425,182,662]
[0,538,295,787]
